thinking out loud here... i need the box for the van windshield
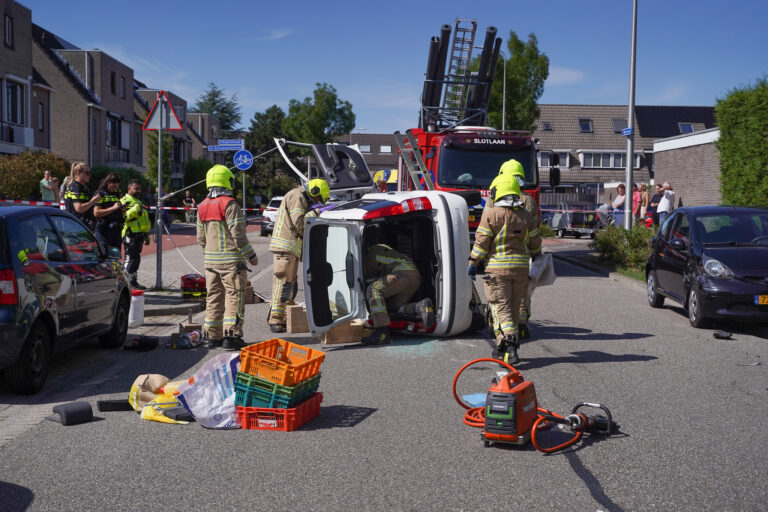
[436,146,537,189]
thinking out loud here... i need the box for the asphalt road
[1,237,767,511]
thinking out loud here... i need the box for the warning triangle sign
[142,90,183,131]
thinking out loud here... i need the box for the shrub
[539,223,556,238]
[0,151,69,200]
[268,175,299,198]
[591,224,655,271]
[90,166,152,198]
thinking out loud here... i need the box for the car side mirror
[106,246,122,259]
[670,238,687,251]
[549,167,561,188]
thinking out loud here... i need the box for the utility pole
[156,94,164,289]
[624,0,638,230]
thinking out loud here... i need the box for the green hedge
[0,151,69,200]
[591,224,655,271]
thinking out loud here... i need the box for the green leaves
[0,151,68,200]
[190,82,242,133]
[282,82,355,144]
[716,78,768,207]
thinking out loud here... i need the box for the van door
[303,219,364,334]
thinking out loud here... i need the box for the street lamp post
[624,0,638,230]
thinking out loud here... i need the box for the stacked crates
[235,339,325,431]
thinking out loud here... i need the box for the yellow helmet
[490,175,521,202]
[206,165,235,189]
[499,159,524,178]
[306,178,330,204]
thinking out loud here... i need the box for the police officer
[485,158,539,339]
[197,165,258,350]
[361,243,435,345]
[93,173,124,251]
[469,177,541,364]
[121,179,151,290]
[267,179,329,333]
[64,162,101,230]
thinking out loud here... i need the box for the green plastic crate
[234,372,321,408]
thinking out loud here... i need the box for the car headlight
[703,256,734,279]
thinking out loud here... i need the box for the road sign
[622,127,633,136]
[233,150,254,170]
[218,139,244,148]
[142,90,183,131]
[208,145,241,151]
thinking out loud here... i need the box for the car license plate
[756,295,768,305]
[468,215,475,222]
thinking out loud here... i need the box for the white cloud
[546,66,586,86]
[250,29,293,42]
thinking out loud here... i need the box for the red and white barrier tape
[0,199,263,212]
[540,207,601,214]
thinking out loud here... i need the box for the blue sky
[25,0,768,134]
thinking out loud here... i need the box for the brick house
[186,112,225,165]
[653,128,720,207]
[533,104,716,201]
[1,0,53,154]
[338,133,397,173]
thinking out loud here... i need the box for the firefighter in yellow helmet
[486,158,539,339]
[469,177,541,364]
[197,165,258,350]
[267,178,329,333]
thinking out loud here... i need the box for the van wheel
[3,323,51,394]
[688,287,709,328]
[100,295,129,348]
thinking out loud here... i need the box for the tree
[716,77,768,206]
[245,105,287,192]
[282,82,355,143]
[183,158,213,200]
[190,82,242,132]
[146,131,172,193]
[475,32,549,132]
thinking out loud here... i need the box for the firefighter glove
[467,264,477,280]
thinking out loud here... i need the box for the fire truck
[394,19,560,228]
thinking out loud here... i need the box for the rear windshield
[0,218,7,264]
[695,212,768,244]
[268,199,282,208]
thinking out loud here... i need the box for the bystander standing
[656,182,676,226]
[39,170,55,203]
[648,184,663,226]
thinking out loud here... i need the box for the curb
[144,302,204,317]
[550,252,646,291]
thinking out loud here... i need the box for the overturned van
[303,190,475,337]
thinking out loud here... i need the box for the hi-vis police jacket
[470,200,542,275]
[197,195,256,268]
[269,186,310,259]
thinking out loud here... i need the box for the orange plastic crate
[239,338,325,386]
[237,392,323,431]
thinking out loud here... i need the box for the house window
[539,152,550,167]
[5,82,23,124]
[120,77,125,98]
[379,145,392,154]
[359,144,371,153]
[110,72,116,95]
[38,103,44,131]
[106,116,120,147]
[578,119,593,133]
[678,122,694,134]
[557,151,569,168]
[542,121,552,131]
[4,15,13,48]
[612,118,627,133]
[538,151,570,168]
[582,152,640,169]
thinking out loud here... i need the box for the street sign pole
[156,93,163,289]
[624,0,638,230]
[242,170,246,217]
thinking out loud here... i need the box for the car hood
[703,246,768,275]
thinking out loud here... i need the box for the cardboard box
[286,305,309,333]
[180,322,202,333]
[244,284,255,305]
[322,319,371,345]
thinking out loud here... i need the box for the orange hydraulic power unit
[482,370,538,446]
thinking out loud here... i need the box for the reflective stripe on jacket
[197,195,255,267]
[120,194,151,236]
[470,204,541,275]
[364,244,418,279]
[485,191,538,219]
[269,186,308,259]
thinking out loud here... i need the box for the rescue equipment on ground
[452,358,617,452]
[47,402,94,426]
[181,273,207,301]
[128,289,145,327]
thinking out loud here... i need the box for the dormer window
[542,121,552,131]
[579,119,593,133]
[678,122,694,134]
[612,118,627,133]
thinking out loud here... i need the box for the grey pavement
[1,234,767,511]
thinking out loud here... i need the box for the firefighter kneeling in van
[361,243,435,345]
[469,177,541,364]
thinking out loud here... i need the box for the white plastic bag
[176,353,241,429]
[529,253,556,289]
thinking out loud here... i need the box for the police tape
[0,199,263,212]
[540,207,601,214]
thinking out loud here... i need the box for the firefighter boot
[222,335,246,351]
[518,324,531,340]
[504,335,520,365]
[205,337,223,348]
[492,338,509,361]
[361,327,390,346]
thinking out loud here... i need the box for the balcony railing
[105,146,129,163]
[0,121,34,146]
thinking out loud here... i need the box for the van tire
[3,323,51,394]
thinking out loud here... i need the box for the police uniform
[64,180,95,229]
[267,186,309,329]
[120,193,151,288]
[197,192,256,341]
[470,192,541,362]
[94,189,124,250]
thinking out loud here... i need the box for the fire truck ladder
[394,129,434,191]
[441,19,478,125]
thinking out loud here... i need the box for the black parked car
[645,206,768,328]
[0,206,130,394]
